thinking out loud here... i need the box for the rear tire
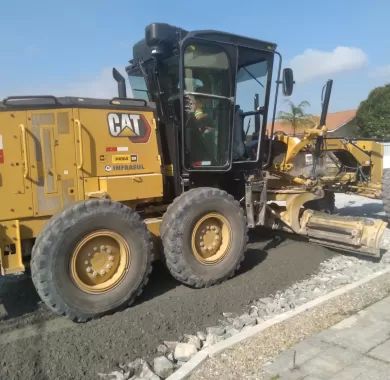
[383,169,390,218]
[31,199,152,322]
[161,187,247,288]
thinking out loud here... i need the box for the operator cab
[125,23,293,196]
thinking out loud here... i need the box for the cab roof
[131,23,277,63]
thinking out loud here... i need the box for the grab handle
[74,119,83,170]
[19,124,29,178]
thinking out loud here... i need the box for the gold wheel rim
[191,212,232,265]
[70,230,130,294]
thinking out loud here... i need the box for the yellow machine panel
[0,102,163,252]
[76,108,161,179]
[0,111,34,221]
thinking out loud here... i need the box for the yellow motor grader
[0,23,386,321]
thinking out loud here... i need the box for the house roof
[268,109,357,135]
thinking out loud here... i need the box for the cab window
[128,70,150,101]
[233,48,270,162]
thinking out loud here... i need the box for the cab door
[180,39,236,172]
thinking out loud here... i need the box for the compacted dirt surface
[0,231,334,380]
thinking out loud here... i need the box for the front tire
[161,187,247,288]
[31,200,152,322]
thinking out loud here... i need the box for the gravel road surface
[0,231,334,380]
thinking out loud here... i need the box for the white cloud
[0,67,124,100]
[290,46,368,83]
[59,67,120,98]
[369,64,390,79]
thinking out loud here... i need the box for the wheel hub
[70,230,130,294]
[191,212,232,264]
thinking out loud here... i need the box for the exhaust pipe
[112,68,127,98]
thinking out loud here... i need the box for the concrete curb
[166,267,390,380]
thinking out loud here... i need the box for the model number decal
[107,113,151,143]
[112,154,131,163]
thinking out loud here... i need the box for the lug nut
[84,260,89,265]
[99,269,106,275]
[100,245,106,251]
[93,246,98,252]
[86,266,92,273]
[106,247,112,254]
[108,255,114,261]
[92,271,98,278]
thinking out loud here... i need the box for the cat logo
[107,113,151,143]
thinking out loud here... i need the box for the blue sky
[1,0,390,114]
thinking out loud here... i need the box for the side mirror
[282,68,294,96]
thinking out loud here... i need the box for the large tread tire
[305,191,336,214]
[383,169,390,218]
[161,187,247,288]
[31,199,152,322]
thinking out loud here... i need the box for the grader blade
[300,210,387,258]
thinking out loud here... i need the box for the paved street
[264,295,390,379]
[0,195,385,380]
[0,232,334,380]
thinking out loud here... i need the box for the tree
[277,100,314,136]
[355,84,390,139]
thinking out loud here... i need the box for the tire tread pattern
[161,187,248,288]
[31,199,153,322]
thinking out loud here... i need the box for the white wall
[383,143,390,169]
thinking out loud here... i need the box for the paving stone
[360,295,390,323]
[367,337,390,363]
[184,334,201,350]
[298,345,361,378]
[153,356,174,378]
[206,326,225,336]
[263,337,333,375]
[174,343,198,362]
[317,314,390,353]
[328,355,390,380]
